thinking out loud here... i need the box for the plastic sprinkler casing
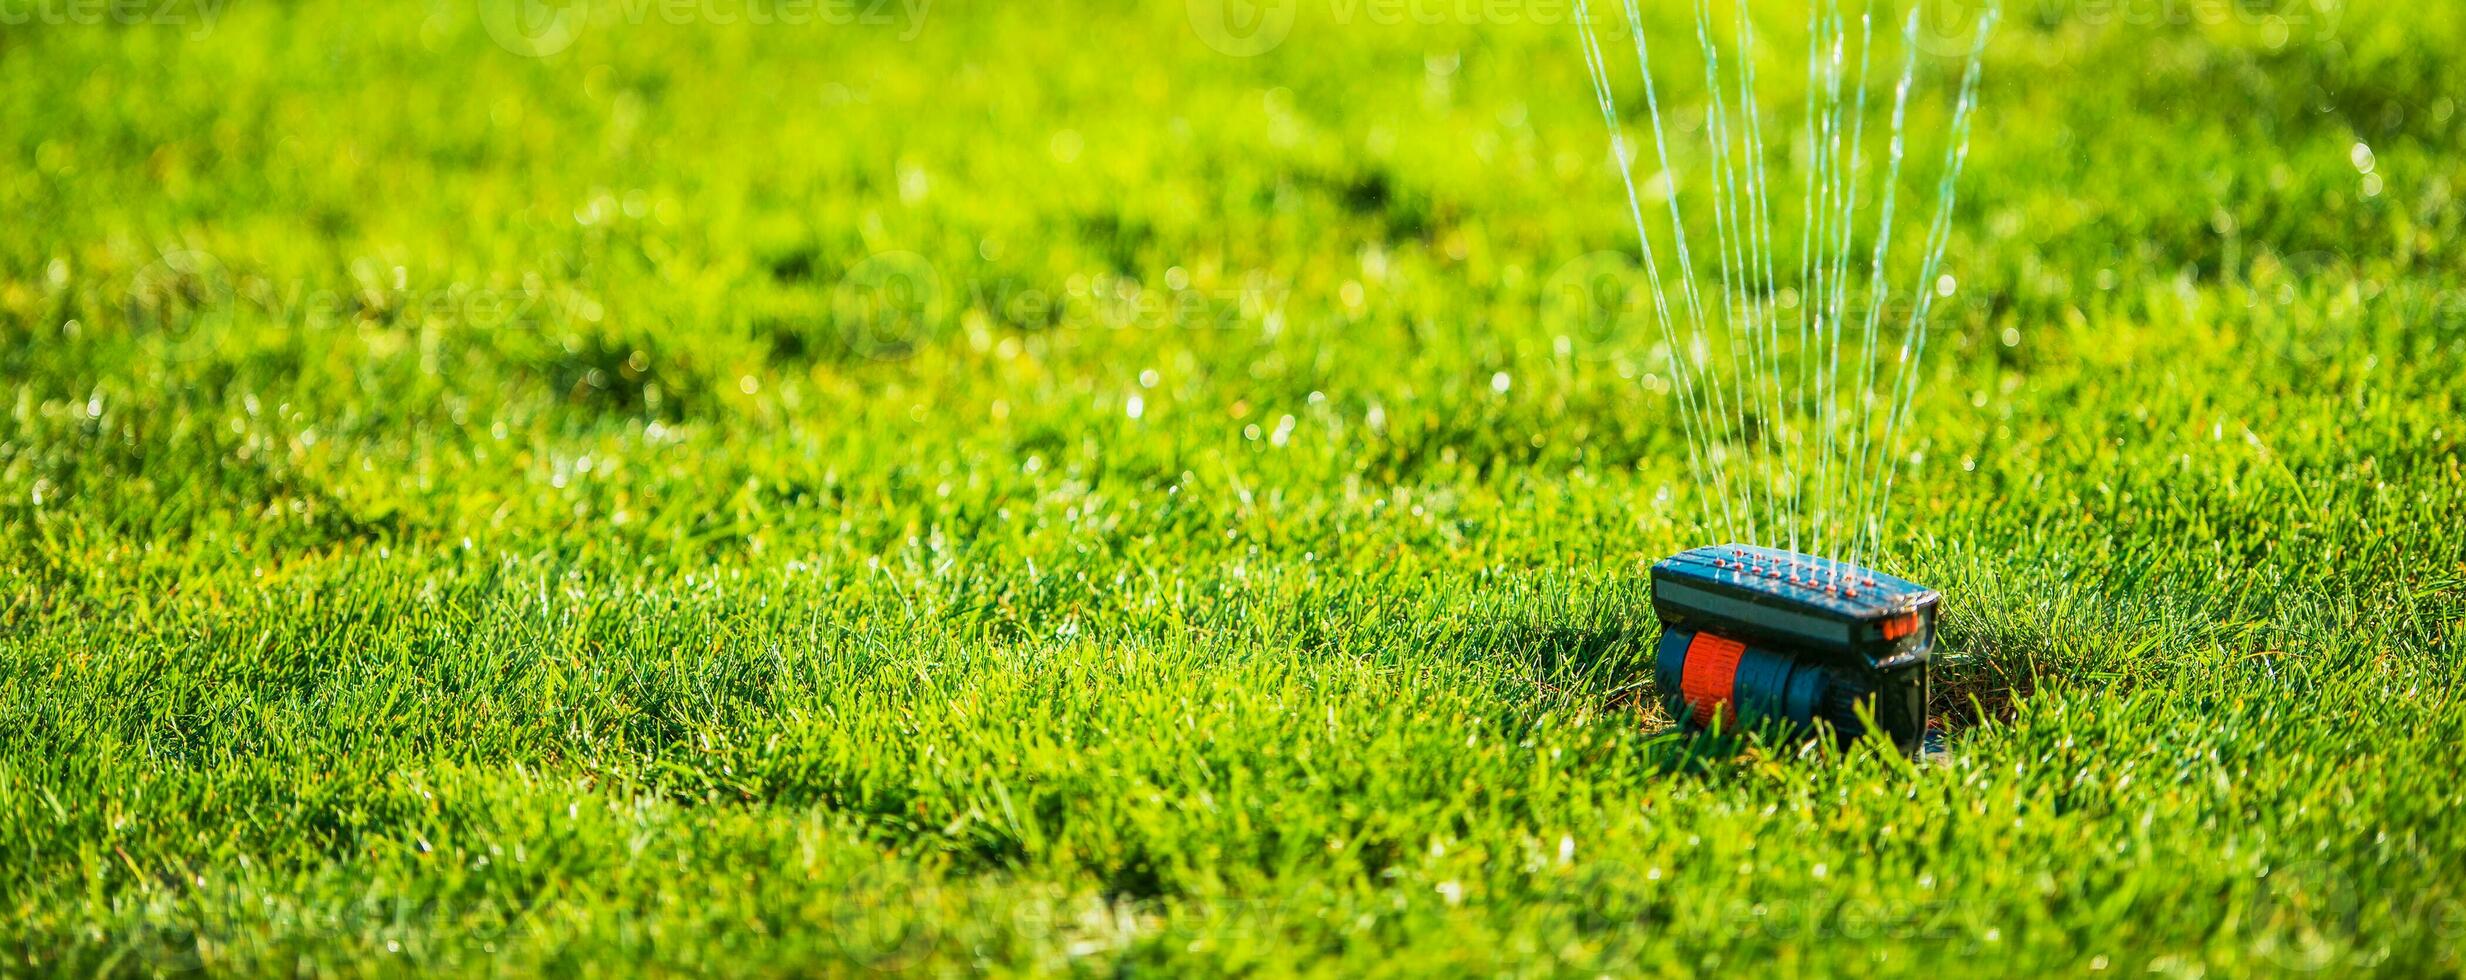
[1650,545,1939,754]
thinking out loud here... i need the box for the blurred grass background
[2,0,2461,974]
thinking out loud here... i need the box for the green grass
[4,0,2463,974]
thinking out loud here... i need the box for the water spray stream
[1842,7,1922,574]
[1691,0,1766,547]
[1573,0,1728,542]
[1572,0,1997,572]
[1864,6,1999,561]
[1618,0,1746,543]
[1818,0,1876,583]
[1736,1,1793,565]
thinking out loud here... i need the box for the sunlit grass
[2,1,2462,974]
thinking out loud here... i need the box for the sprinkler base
[1650,545,1938,753]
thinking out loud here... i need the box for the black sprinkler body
[1650,545,1939,753]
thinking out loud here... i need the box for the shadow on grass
[1468,619,1661,714]
[1472,603,2052,762]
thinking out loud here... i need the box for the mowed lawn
[3,1,2462,974]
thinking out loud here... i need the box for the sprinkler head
[1650,544,1939,754]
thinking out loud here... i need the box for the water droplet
[1048,129,1083,163]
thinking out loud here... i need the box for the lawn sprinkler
[1650,545,1939,754]
[1572,0,1993,754]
